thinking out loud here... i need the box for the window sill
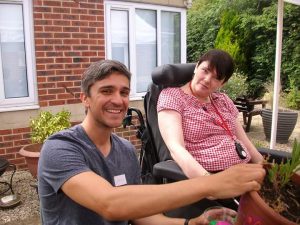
[0,104,40,113]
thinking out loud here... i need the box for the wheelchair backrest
[144,63,196,162]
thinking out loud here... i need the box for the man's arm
[158,110,210,178]
[61,163,265,221]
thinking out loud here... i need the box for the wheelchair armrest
[153,160,187,181]
[257,147,291,164]
[153,148,291,182]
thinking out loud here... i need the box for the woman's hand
[189,207,237,225]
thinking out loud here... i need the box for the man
[38,60,265,225]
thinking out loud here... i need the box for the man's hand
[189,207,236,225]
[205,163,265,200]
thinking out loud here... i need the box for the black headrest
[151,63,196,87]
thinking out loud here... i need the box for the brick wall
[34,0,105,107]
[0,0,141,170]
[0,117,142,170]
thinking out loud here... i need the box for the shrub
[30,110,71,144]
[221,72,248,100]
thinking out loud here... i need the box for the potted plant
[19,110,71,178]
[261,82,298,143]
[236,139,300,225]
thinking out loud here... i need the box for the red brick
[34,7,52,13]
[62,14,79,20]
[23,133,31,139]
[39,95,56,101]
[58,93,74,99]
[47,76,64,82]
[45,39,63,45]
[6,146,22,154]
[46,52,64,57]
[3,134,22,142]
[55,70,73,76]
[13,127,30,134]
[63,39,80,45]
[2,153,15,160]
[55,45,72,51]
[38,83,56,89]
[35,32,53,38]
[43,1,61,7]
[48,88,65,94]
[49,100,66,106]
[35,45,54,51]
[46,64,64,70]
[35,19,53,26]
[72,33,89,39]
[39,101,48,107]
[0,142,13,148]
[53,7,71,14]
[72,21,89,27]
[54,33,71,38]
[36,58,54,64]
[0,130,12,135]
[37,77,47,82]
[67,99,81,104]
[14,139,31,146]
[34,26,43,32]
[37,70,55,76]
[80,3,96,9]
[10,158,26,165]
[57,81,73,87]
[45,26,63,32]
[53,20,71,26]
[80,15,96,21]
[44,13,62,20]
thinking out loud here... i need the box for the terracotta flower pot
[236,191,297,225]
[291,171,300,186]
[19,143,42,179]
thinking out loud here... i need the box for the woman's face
[191,61,225,99]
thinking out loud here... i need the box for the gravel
[0,170,39,225]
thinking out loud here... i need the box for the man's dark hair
[197,49,234,83]
[81,60,131,96]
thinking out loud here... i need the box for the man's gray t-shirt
[38,125,141,225]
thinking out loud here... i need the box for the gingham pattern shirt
[157,87,251,172]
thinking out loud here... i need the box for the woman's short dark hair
[81,60,131,96]
[197,49,234,83]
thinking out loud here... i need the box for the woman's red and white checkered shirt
[157,87,251,172]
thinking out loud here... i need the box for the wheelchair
[124,63,291,219]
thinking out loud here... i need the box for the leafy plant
[262,81,287,109]
[286,77,300,110]
[267,139,300,191]
[30,110,71,144]
[221,72,248,100]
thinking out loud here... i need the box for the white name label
[114,174,127,186]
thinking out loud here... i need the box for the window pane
[110,10,129,69]
[135,9,157,93]
[0,4,28,98]
[161,11,181,64]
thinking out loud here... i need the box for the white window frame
[105,1,186,99]
[0,0,38,112]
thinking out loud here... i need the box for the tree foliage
[187,0,300,101]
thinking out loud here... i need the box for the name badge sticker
[114,174,127,186]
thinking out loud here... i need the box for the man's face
[82,72,130,129]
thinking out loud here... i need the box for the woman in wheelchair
[157,49,264,179]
